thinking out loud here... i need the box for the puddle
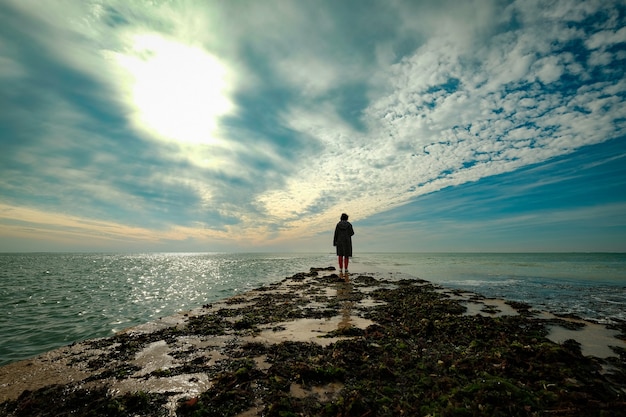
[113,372,211,395]
[134,341,174,376]
[253,315,375,347]
[461,299,520,317]
[547,322,625,359]
[356,297,386,308]
[290,381,344,401]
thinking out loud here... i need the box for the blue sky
[0,0,625,253]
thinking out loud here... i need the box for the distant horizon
[1,1,625,253]
[1,250,624,255]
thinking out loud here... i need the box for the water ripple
[0,252,332,365]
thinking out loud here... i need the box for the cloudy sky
[1,0,625,253]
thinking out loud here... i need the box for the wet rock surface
[1,268,625,416]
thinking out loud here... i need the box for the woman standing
[333,213,355,275]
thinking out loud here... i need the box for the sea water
[358,253,626,323]
[0,252,624,366]
[0,252,333,366]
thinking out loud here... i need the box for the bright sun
[115,34,233,145]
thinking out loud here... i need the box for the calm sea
[0,252,624,366]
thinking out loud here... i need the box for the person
[333,213,354,275]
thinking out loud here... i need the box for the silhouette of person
[333,213,354,275]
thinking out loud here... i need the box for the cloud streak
[0,0,624,252]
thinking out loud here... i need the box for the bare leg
[338,256,344,271]
[344,257,349,270]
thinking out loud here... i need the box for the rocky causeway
[1,267,625,416]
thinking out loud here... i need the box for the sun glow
[115,34,233,145]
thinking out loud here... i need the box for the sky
[1,0,625,253]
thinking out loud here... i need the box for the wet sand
[1,266,625,416]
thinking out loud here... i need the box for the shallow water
[357,252,626,323]
[0,252,332,365]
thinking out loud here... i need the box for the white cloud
[588,50,614,67]
[586,27,626,50]
[1,0,624,249]
[254,0,626,240]
[533,55,565,84]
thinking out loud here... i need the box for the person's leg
[344,256,349,271]
[338,256,344,271]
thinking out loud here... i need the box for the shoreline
[1,267,625,416]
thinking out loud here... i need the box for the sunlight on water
[0,253,333,365]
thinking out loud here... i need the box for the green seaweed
[2,271,625,417]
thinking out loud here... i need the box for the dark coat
[333,220,354,257]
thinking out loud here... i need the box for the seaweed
[0,385,168,417]
[2,270,625,417]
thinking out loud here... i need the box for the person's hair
[340,213,349,221]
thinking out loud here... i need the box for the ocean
[1,252,624,366]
